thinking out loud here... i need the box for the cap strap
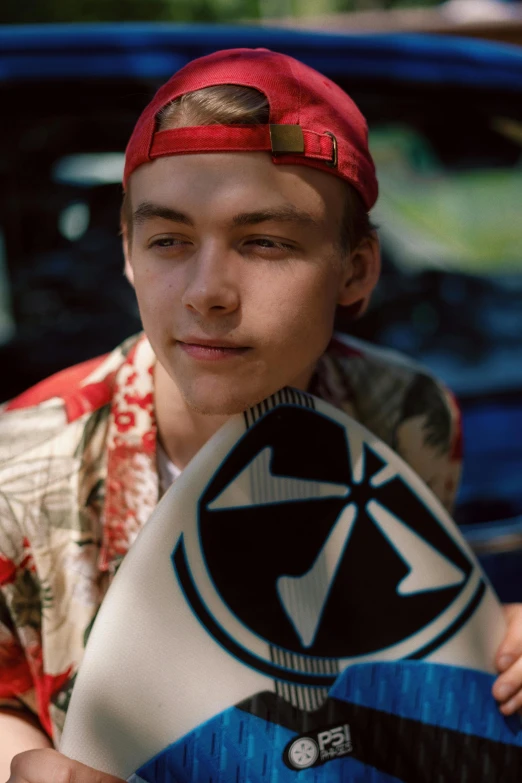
[150,125,336,165]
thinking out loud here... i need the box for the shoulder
[323,333,458,422]
[0,334,144,463]
[0,335,149,582]
[321,334,462,511]
[327,332,432,378]
[326,332,458,423]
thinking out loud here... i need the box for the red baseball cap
[124,48,378,210]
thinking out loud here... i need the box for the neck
[153,359,318,471]
[153,363,232,470]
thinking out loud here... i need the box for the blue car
[1,23,521,596]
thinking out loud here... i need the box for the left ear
[337,231,381,314]
[121,218,135,288]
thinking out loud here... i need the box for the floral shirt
[0,332,461,744]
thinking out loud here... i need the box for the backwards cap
[124,48,378,210]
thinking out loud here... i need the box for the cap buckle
[269,125,305,155]
[325,132,338,168]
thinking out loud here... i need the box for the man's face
[125,152,377,415]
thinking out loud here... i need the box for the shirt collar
[99,335,159,573]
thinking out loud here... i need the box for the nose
[181,240,240,317]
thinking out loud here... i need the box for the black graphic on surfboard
[195,405,473,659]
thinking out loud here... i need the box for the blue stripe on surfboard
[134,707,404,783]
[133,663,522,783]
[330,660,522,744]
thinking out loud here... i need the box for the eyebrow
[133,202,194,226]
[232,206,320,229]
[132,201,320,230]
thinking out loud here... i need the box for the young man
[1,48,521,783]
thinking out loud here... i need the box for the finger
[496,603,522,672]
[493,653,522,703]
[497,687,522,717]
[9,748,123,783]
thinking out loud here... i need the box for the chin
[180,379,274,417]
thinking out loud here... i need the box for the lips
[179,337,247,349]
[177,339,250,361]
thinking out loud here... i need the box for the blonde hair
[157,84,270,128]
[122,84,372,252]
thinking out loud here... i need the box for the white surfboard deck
[61,388,505,780]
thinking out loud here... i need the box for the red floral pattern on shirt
[0,555,16,586]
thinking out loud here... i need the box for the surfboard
[60,388,522,782]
